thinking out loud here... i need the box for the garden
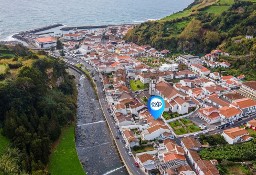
[162,111,182,120]
[169,118,201,135]
[141,96,148,104]
[130,80,145,91]
[132,145,155,153]
[138,57,168,67]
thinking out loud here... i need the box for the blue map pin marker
[147,95,165,120]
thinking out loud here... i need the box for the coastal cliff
[124,0,256,55]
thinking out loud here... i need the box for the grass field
[223,164,251,175]
[0,64,7,75]
[163,112,181,120]
[169,118,201,135]
[162,9,192,21]
[132,145,155,153]
[48,125,85,175]
[219,0,234,5]
[246,128,256,137]
[162,0,218,21]
[0,58,34,78]
[130,80,145,91]
[0,129,9,155]
[204,5,230,14]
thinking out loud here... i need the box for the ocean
[0,0,193,40]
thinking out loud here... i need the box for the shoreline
[1,22,140,44]
[0,0,197,44]
[8,23,137,48]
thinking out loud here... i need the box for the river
[69,68,129,175]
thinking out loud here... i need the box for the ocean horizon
[0,0,193,40]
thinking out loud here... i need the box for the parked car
[128,152,132,156]
[134,162,139,167]
[199,124,207,130]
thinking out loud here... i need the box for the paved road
[67,57,145,175]
[68,68,129,175]
[207,114,256,136]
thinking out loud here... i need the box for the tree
[56,39,63,50]
[0,148,23,175]
[1,57,77,173]
[204,31,221,49]
[179,19,202,41]
[60,50,65,56]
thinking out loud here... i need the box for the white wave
[133,20,144,23]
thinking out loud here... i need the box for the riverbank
[48,125,85,175]
[68,67,129,175]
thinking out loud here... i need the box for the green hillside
[125,0,256,80]
[0,45,78,174]
[125,0,256,55]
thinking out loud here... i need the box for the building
[141,124,170,140]
[231,98,256,116]
[64,33,84,41]
[152,81,183,101]
[177,55,201,65]
[169,97,189,115]
[122,129,139,148]
[181,137,219,175]
[157,140,189,175]
[159,63,179,72]
[247,119,256,130]
[136,153,156,173]
[222,127,252,144]
[35,36,57,49]
[198,107,220,124]
[209,72,220,80]
[239,81,256,100]
[115,113,134,126]
[181,137,201,154]
[219,106,242,124]
[205,94,230,108]
[190,64,210,76]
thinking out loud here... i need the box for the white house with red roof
[180,79,193,87]
[122,129,139,148]
[219,106,242,124]
[231,98,256,115]
[177,55,201,65]
[175,70,196,79]
[247,119,256,130]
[141,124,170,140]
[157,140,188,174]
[198,106,220,124]
[222,127,252,144]
[181,137,220,175]
[152,81,184,101]
[35,36,57,49]
[115,113,135,126]
[205,94,230,108]
[209,72,220,80]
[169,97,189,114]
[219,62,231,68]
[136,153,156,173]
[188,88,205,100]
[190,64,210,76]
[64,33,84,41]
